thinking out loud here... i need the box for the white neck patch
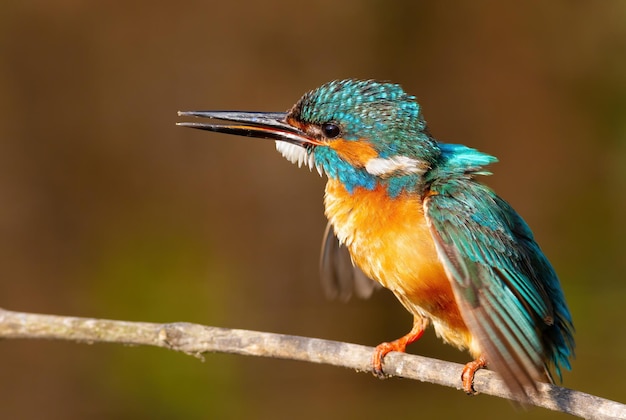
[365,155,429,177]
[275,141,322,176]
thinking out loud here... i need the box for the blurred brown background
[1,1,625,419]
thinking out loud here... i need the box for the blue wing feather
[425,174,574,396]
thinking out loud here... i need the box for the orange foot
[372,327,424,379]
[461,355,487,395]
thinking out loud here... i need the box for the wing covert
[424,179,574,397]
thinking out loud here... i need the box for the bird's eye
[321,123,341,139]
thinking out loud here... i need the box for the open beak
[177,111,319,147]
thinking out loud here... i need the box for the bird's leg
[372,319,425,378]
[461,355,487,395]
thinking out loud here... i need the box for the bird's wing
[424,179,562,396]
[320,222,381,301]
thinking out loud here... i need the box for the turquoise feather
[425,150,574,388]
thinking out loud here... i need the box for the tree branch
[0,307,622,419]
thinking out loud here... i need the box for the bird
[177,79,575,400]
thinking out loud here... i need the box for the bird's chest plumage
[324,179,471,348]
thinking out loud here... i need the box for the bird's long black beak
[177,111,319,147]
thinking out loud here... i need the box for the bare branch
[0,307,622,419]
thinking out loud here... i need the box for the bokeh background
[1,1,625,419]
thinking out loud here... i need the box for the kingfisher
[177,79,575,400]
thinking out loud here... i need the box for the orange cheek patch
[328,138,378,167]
[286,117,306,131]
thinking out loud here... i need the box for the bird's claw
[461,356,487,395]
[371,341,402,379]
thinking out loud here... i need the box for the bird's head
[178,79,440,195]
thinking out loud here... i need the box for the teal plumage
[425,154,574,393]
[178,79,575,400]
[291,79,439,195]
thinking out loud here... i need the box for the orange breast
[324,179,473,350]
